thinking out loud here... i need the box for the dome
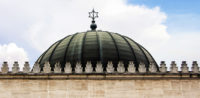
[36,30,158,71]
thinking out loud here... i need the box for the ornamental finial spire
[89,9,98,30]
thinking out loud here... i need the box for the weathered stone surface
[95,61,103,73]
[1,62,9,74]
[117,61,125,73]
[127,61,136,73]
[0,79,199,98]
[138,62,146,73]
[64,62,72,73]
[12,61,19,73]
[192,61,199,73]
[159,61,167,73]
[85,61,93,73]
[32,62,40,73]
[106,61,114,73]
[23,62,30,73]
[43,61,51,73]
[181,61,189,73]
[54,62,61,73]
[170,61,178,73]
[149,62,157,73]
[75,62,83,73]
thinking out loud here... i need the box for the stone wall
[0,79,200,98]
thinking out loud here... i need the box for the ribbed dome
[36,30,158,71]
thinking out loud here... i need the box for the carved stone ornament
[138,62,146,73]
[85,61,93,73]
[127,61,136,73]
[170,61,178,73]
[75,62,83,73]
[159,61,167,73]
[43,61,51,73]
[149,62,157,73]
[181,61,188,73]
[64,62,72,73]
[106,61,114,73]
[192,61,199,73]
[1,62,9,74]
[32,62,40,73]
[23,62,30,73]
[117,61,125,73]
[12,61,20,73]
[95,61,103,73]
[54,62,61,73]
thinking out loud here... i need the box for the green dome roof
[36,30,157,71]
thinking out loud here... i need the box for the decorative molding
[149,62,157,73]
[64,62,72,73]
[23,62,30,73]
[106,61,114,73]
[54,62,61,73]
[181,61,188,73]
[95,61,103,73]
[170,61,178,73]
[85,61,93,73]
[1,62,9,74]
[33,62,40,73]
[75,62,83,73]
[117,61,125,73]
[127,61,136,73]
[192,61,199,73]
[12,61,19,73]
[159,61,167,73]
[138,62,146,73]
[43,61,51,73]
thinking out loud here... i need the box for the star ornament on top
[89,9,98,21]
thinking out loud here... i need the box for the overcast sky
[0,0,200,69]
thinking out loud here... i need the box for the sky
[0,0,199,70]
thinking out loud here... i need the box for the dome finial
[89,9,98,30]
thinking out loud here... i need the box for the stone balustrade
[0,61,199,74]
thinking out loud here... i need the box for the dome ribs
[96,31,101,62]
[81,31,87,67]
[117,34,139,69]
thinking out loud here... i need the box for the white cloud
[0,43,29,70]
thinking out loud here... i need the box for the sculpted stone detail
[32,62,40,73]
[43,61,51,73]
[149,62,157,73]
[95,61,103,73]
[117,61,125,73]
[23,62,30,73]
[127,61,136,73]
[181,61,188,73]
[12,61,20,73]
[1,62,9,74]
[170,61,178,73]
[192,61,199,73]
[75,62,83,73]
[85,61,93,73]
[54,62,61,73]
[159,61,167,73]
[138,62,146,73]
[64,62,72,73]
[106,61,114,73]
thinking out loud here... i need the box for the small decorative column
[32,62,40,73]
[127,61,136,73]
[106,61,114,73]
[117,61,125,73]
[181,61,189,73]
[54,62,61,73]
[43,61,51,73]
[23,62,30,73]
[170,61,178,73]
[138,62,146,73]
[12,61,19,73]
[85,61,93,73]
[149,62,157,73]
[64,62,72,73]
[95,61,103,73]
[75,62,83,73]
[159,61,167,73]
[192,61,199,73]
[1,62,9,74]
